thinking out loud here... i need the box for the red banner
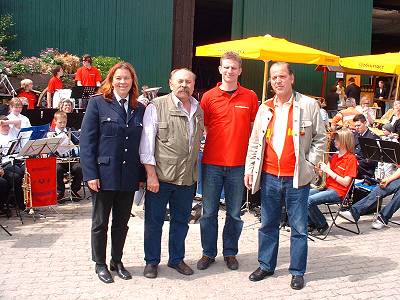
[26,157,57,207]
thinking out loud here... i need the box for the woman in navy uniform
[80,62,145,284]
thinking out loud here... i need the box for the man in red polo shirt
[75,54,102,87]
[197,51,259,272]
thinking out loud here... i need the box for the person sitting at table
[308,129,358,235]
[16,79,38,110]
[48,111,82,202]
[355,96,375,126]
[46,66,64,108]
[331,98,358,130]
[381,100,400,125]
[340,166,400,230]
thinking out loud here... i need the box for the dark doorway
[192,0,233,98]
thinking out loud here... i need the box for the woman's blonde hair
[333,128,355,153]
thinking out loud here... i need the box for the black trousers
[91,190,134,265]
[57,162,83,194]
[3,163,24,210]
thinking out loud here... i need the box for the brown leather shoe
[196,255,215,270]
[168,261,194,275]
[143,264,158,279]
[224,256,239,270]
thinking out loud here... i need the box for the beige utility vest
[153,94,204,186]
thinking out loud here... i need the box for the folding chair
[312,179,360,240]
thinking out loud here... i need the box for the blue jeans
[144,181,194,266]
[196,152,225,199]
[308,188,341,229]
[200,164,244,258]
[259,173,310,276]
[351,178,400,223]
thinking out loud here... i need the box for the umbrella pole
[262,60,270,102]
[321,66,327,99]
[396,75,400,100]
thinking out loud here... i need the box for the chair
[312,179,360,240]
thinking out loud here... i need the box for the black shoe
[168,261,194,275]
[110,260,132,280]
[290,275,304,290]
[196,255,215,270]
[143,264,158,279]
[249,267,274,282]
[224,256,239,270]
[71,190,82,202]
[307,224,316,233]
[95,264,114,284]
[316,223,329,235]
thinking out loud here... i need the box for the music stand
[71,86,97,109]
[0,146,12,236]
[359,137,400,226]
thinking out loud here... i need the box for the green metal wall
[0,0,174,90]
[232,0,373,97]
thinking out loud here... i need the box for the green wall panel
[232,0,373,98]
[0,0,174,91]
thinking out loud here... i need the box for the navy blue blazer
[80,94,145,191]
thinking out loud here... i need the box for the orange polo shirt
[17,90,37,109]
[47,76,63,94]
[262,98,296,176]
[75,66,101,86]
[201,82,259,166]
[326,152,358,198]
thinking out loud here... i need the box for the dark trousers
[144,182,194,266]
[57,162,83,194]
[3,163,24,210]
[0,177,9,211]
[91,190,134,265]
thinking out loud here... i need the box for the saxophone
[22,171,32,209]
[311,132,333,190]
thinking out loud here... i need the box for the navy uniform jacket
[80,94,145,191]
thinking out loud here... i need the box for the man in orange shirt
[244,62,325,289]
[46,66,63,108]
[197,52,259,272]
[75,54,101,87]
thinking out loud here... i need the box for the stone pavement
[1,196,400,300]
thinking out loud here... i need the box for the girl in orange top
[307,129,358,234]
[46,65,63,108]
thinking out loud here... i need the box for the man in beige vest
[139,68,204,279]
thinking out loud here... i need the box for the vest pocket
[158,122,169,142]
[156,157,178,182]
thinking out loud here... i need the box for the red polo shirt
[47,76,63,94]
[326,152,358,198]
[17,90,37,109]
[75,66,101,86]
[201,82,259,166]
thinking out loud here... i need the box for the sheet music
[47,132,76,155]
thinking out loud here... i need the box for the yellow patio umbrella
[340,52,400,99]
[196,34,340,101]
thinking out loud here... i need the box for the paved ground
[1,195,400,300]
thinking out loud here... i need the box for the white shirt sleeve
[139,104,158,165]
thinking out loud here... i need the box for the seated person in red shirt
[75,54,101,87]
[307,128,358,234]
[48,111,82,202]
[46,66,64,108]
[17,79,38,109]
